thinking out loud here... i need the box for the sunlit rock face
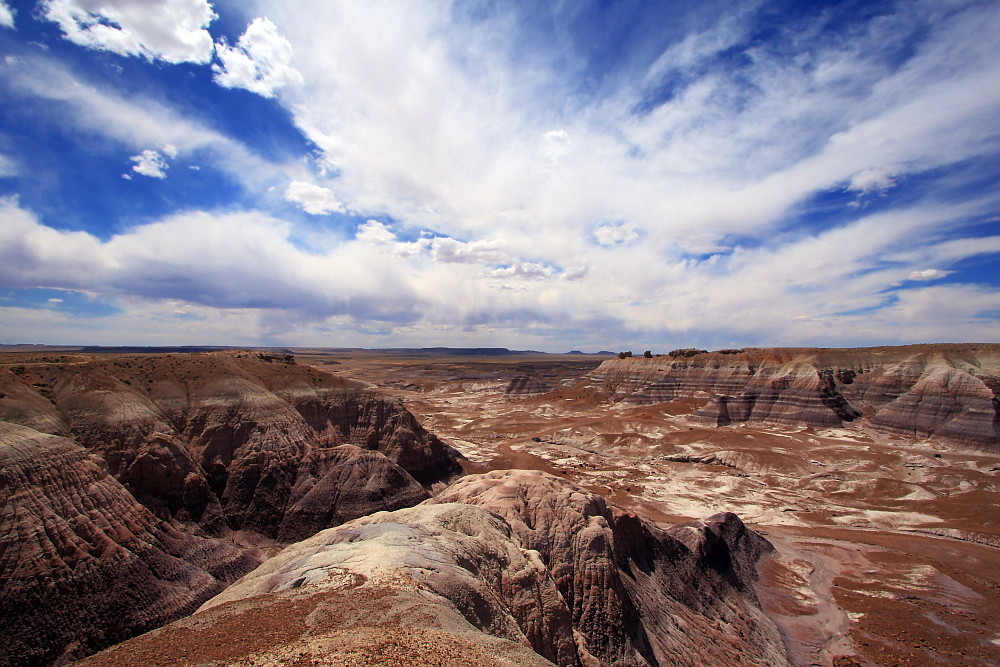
[433,470,787,667]
[588,344,1000,449]
[0,422,260,667]
[83,470,784,667]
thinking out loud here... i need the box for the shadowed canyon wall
[0,352,465,665]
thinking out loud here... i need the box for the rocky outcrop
[434,470,787,667]
[0,352,462,539]
[862,364,999,446]
[588,344,1000,449]
[0,422,259,666]
[201,501,575,664]
[0,367,68,435]
[275,444,430,543]
[0,352,464,665]
[79,503,561,667]
[82,470,785,667]
[504,376,552,398]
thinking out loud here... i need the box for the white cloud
[846,167,899,196]
[429,237,509,264]
[540,129,571,163]
[213,17,302,98]
[1,52,311,204]
[260,0,1000,262]
[0,198,111,290]
[129,148,169,178]
[594,223,640,246]
[355,220,397,244]
[284,181,344,215]
[907,268,951,282]
[0,1,15,29]
[41,0,216,64]
[4,3,1000,349]
[0,301,276,347]
[0,153,16,177]
[489,262,555,280]
[2,192,999,349]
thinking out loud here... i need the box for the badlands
[1,344,999,667]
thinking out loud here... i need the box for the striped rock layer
[83,470,786,667]
[0,352,465,664]
[589,344,1000,449]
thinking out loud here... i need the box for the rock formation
[0,351,465,665]
[0,421,259,666]
[588,344,1000,449]
[0,352,463,539]
[434,470,787,667]
[504,375,553,398]
[80,470,786,667]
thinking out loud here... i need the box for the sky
[0,0,998,352]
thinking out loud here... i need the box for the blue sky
[0,0,997,351]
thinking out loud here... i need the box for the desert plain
[303,346,1000,667]
[1,344,998,667]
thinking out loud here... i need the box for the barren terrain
[2,345,998,666]
[307,349,1000,667]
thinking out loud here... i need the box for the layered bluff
[589,344,1000,449]
[0,351,464,665]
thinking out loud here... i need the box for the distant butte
[588,343,1000,450]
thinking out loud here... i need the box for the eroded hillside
[2,345,999,667]
[0,351,464,665]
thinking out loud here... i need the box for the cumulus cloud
[489,262,556,280]
[907,268,951,282]
[128,148,170,178]
[846,167,899,196]
[355,220,397,244]
[3,191,1000,349]
[213,17,302,98]
[41,0,216,63]
[284,181,344,215]
[429,237,509,264]
[594,223,640,246]
[0,1,14,29]
[0,198,111,289]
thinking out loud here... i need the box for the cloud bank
[0,0,998,350]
